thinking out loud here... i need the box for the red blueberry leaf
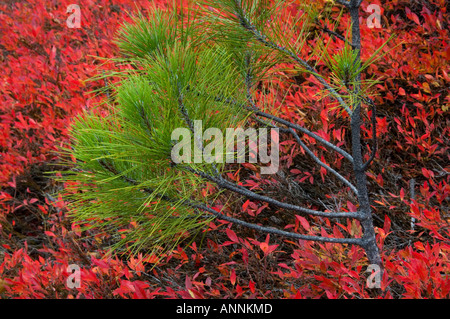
[226,228,239,243]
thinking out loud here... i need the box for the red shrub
[0,0,448,299]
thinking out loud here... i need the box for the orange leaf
[422,82,431,93]
[260,242,269,255]
[259,242,278,256]
[400,188,405,201]
[230,269,236,286]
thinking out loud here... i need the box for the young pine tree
[60,0,390,269]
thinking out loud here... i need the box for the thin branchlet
[322,26,356,48]
[182,82,354,163]
[253,109,354,163]
[184,166,361,220]
[186,199,363,245]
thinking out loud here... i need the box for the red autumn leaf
[230,269,236,286]
[255,203,269,216]
[259,238,278,256]
[113,280,134,297]
[421,168,434,179]
[185,275,193,290]
[259,242,269,254]
[91,257,109,270]
[242,199,250,212]
[400,188,405,201]
[296,215,310,231]
[226,228,239,243]
[406,9,421,25]
[383,216,392,234]
[249,280,255,293]
[128,254,145,274]
[347,201,358,212]
[132,281,150,299]
[44,231,56,237]
[7,176,16,188]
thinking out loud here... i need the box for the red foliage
[0,0,449,299]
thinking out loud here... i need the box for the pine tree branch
[97,159,362,244]
[184,199,363,245]
[350,0,363,8]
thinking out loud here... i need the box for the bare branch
[184,166,361,220]
[287,127,358,195]
[253,109,354,163]
[244,68,357,195]
[244,55,355,194]
[185,199,363,246]
[252,115,290,133]
[322,26,356,48]
[184,82,354,164]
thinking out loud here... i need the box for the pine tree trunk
[349,3,382,268]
